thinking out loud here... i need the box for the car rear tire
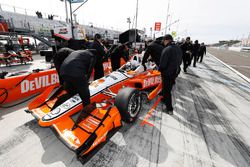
[115,87,142,123]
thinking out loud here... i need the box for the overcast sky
[1,0,250,43]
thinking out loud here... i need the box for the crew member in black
[180,37,193,72]
[159,34,182,115]
[109,42,130,71]
[90,33,108,80]
[60,49,97,107]
[192,40,200,67]
[138,44,143,54]
[198,42,206,63]
[53,47,74,85]
[142,39,164,69]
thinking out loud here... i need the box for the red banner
[0,22,8,32]
[154,22,161,31]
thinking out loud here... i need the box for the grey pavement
[208,47,250,78]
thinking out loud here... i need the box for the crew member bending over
[110,42,130,71]
[60,49,97,107]
[142,39,164,70]
[53,47,74,85]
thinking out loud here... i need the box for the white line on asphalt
[228,65,250,69]
[240,54,249,58]
[208,53,250,84]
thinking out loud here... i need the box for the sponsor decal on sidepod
[21,74,59,93]
[143,76,161,87]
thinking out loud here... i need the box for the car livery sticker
[42,71,128,121]
[143,76,161,87]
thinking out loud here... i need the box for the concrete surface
[0,53,250,167]
[0,54,52,73]
[207,47,250,78]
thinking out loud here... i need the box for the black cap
[94,33,101,40]
[163,34,173,41]
[56,47,74,58]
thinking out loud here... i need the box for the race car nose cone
[51,108,61,115]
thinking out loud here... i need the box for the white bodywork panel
[42,71,128,121]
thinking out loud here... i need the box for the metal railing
[0,3,65,21]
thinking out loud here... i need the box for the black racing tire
[115,87,142,123]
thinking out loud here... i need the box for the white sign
[21,74,59,93]
[69,0,85,3]
[143,76,161,87]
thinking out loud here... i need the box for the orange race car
[25,53,162,161]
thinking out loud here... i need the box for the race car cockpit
[119,54,144,74]
[119,52,157,76]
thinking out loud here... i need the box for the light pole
[154,19,180,37]
[73,13,77,24]
[143,27,146,40]
[65,0,69,23]
[165,0,171,35]
[69,1,74,39]
[61,0,89,39]
[150,27,153,39]
[60,0,69,23]
[134,0,139,47]
[127,17,131,30]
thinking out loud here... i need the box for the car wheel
[115,87,142,123]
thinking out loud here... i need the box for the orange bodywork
[52,106,121,156]
[0,69,60,105]
[1,59,124,105]
[27,64,161,157]
[0,22,8,32]
[29,69,161,126]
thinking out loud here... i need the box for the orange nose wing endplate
[147,82,162,100]
[141,96,162,127]
[28,85,58,110]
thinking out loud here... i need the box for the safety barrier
[0,69,59,106]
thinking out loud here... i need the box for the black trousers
[199,54,204,62]
[193,54,197,67]
[183,54,190,72]
[61,75,90,107]
[111,57,120,71]
[94,62,104,80]
[161,74,176,111]
[196,54,200,61]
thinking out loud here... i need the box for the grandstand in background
[0,3,120,45]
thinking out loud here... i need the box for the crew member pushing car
[60,49,97,107]
[53,47,74,85]
[110,42,130,71]
[159,34,182,115]
[142,39,164,69]
[90,33,108,80]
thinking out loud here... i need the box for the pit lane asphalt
[207,48,250,78]
[0,53,250,167]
